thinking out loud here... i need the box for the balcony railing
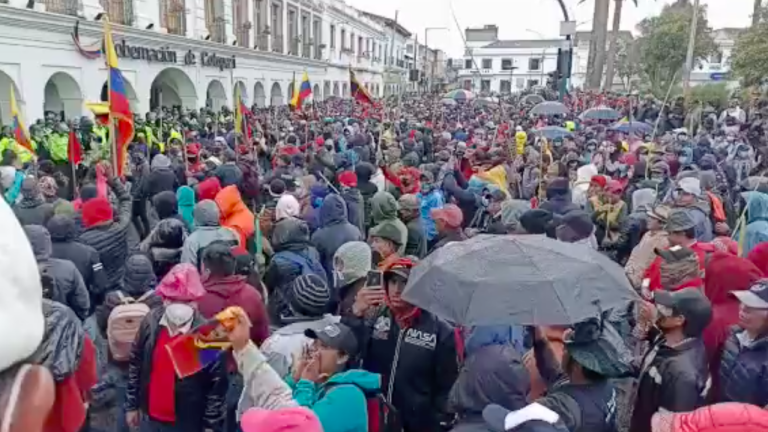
[302,43,311,58]
[45,0,79,15]
[100,0,133,25]
[255,33,269,50]
[272,34,283,53]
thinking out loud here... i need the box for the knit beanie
[122,254,157,296]
[241,407,322,432]
[81,197,113,228]
[289,274,330,316]
[333,241,372,286]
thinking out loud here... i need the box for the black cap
[654,288,713,336]
[732,279,768,309]
[305,323,359,357]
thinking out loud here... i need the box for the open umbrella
[444,89,475,102]
[474,96,499,106]
[580,105,621,121]
[610,120,653,135]
[522,94,545,104]
[441,98,457,106]
[533,126,573,140]
[402,235,638,326]
[530,101,569,116]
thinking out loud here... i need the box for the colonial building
[0,0,403,123]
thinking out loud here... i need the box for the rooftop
[358,11,411,37]
[482,39,565,49]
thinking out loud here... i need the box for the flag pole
[106,18,118,173]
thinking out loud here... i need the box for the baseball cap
[653,288,713,336]
[305,323,358,357]
[665,209,696,232]
[677,177,702,197]
[732,279,768,309]
[483,403,567,432]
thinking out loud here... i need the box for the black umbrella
[530,101,569,116]
[402,235,638,326]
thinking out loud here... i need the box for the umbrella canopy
[475,96,499,106]
[530,101,569,116]
[610,120,653,135]
[441,98,458,106]
[402,235,638,326]
[521,94,545,104]
[444,89,475,101]
[580,105,621,121]
[534,126,573,140]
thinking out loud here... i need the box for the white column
[192,0,207,39]
[246,0,254,48]
[281,0,288,54]
[265,0,272,51]
[223,0,234,44]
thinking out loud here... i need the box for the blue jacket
[417,189,445,241]
[293,369,381,432]
[739,192,768,256]
[718,328,768,407]
[311,194,363,285]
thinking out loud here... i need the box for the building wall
[0,0,388,123]
[458,47,559,93]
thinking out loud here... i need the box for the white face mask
[164,303,195,328]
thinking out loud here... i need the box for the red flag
[68,129,82,165]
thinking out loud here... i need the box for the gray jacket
[180,200,239,268]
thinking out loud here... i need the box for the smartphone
[365,270,383,289]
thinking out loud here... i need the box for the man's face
[370,236,395,258]
[655,304,685,332]
[675,189,695,207]
[386,274,408,309]
[739,304,768,335]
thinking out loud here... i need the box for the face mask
[164,303,194,327]
[420,183,433,194]
[679,157,689,165]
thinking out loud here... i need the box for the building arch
[0,71,22,126]
[100,76,139,112]
[149,67,196,110]
[342,83,349,97]
[312,84,320,100]
[43,71,83,120]
[270,82,283,106]
[286,82,294,102]
[332,82,340,97]
[206,79,228,111]
[234,80,248,104]
[253,82,266,108]
[323,81,330,101]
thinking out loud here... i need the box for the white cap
[0,199,44,372]
[678,177,702,198]
[516,126,523,132]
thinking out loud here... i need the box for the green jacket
[46,133,68,163]
[293,370,381,432]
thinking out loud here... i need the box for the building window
[204,0,225,42]
[232,0,248,46]
[330,25,336,48]
[45,0,79,16]
[528,58,541,71]
[161,0,185,35]
[527,79,539,88]
[501,59,514,70]
[340,29,346,49]
[101,0,134,25]
[481,80,490,91]
[463,80,472,90]
[500,80,511,93]
[516,77,525,89]
[350,32,355,52]
[358,36,363,55]
[710,50,723,64]
[482,58,492,69]
[464,59,472,69]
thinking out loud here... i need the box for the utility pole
[682,0,700,97]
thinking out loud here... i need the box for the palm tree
[753,0,762,26]
[603,0,632,91]
[587,0,611,90]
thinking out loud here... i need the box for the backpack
[324,382,399,432]
[275,250,327,281]
[107,291,153,361]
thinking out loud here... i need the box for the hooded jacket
[199,274,270,346]
[344,306,459,432]
[139,218,186,279]
[264,217,326,297]
[675,197,714,243]
[571,164,598,209]
[718,328,768,407]
[294,369,382,432]
[25,225,90,319]
[14,183,54,226]
[216,185,255,246]
[78,178,133,291]
[370,191,408,255]
[354,162,379,232]
[176,186,196,232]
[442,171,477,228]
[341,188,365,233]
[651,403,768,432]
[613,188,656,264]
[311,194,363,283]
[197,176,223,201]
[738,191,768,256]
[142,154,179,198]
[181,200,239,269]
[47,215,109,306]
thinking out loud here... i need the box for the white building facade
[690,28,742,88]
[458,25,564,94]
[0,0,395,124]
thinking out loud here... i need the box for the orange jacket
[215,185,255,246]
[652,403,768,432]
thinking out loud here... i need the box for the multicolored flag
[9,86,34,155]
[290,71,312,110]
[349,70,373,105]
[104,17,134,176]
[234,86,252,142]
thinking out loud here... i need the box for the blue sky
[346,0,754,57]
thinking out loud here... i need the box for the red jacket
[645,241,716,292]
[199,275,270,346]
[44,336,97,432]
[653,403,768,432]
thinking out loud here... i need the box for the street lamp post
[424,27,448,93]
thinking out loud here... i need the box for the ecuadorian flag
[10,86,34,155]
[290,71,312,110]
[104,16,134,176]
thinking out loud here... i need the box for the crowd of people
[4,88,768,432]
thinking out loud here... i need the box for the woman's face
[739,304,768,335]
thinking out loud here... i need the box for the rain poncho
[738,191,768,256]
[31,299,85,381]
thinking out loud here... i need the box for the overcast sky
[345,0,754,57]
